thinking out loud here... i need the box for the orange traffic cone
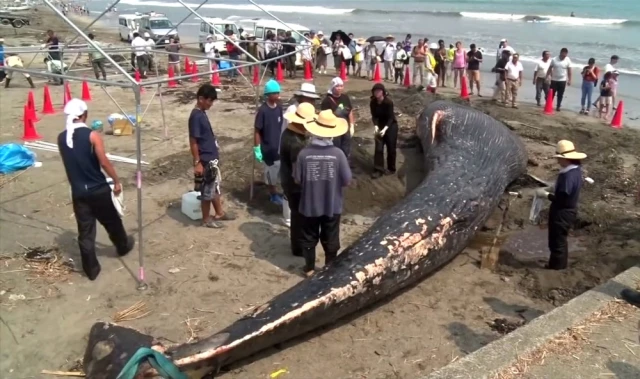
[81,80,92,101]
[276,61,284,83]
[135,70,145,93]
[373,62,381,83]
[544,89,554,115]
[27,91,39,122]
[167,65,177,88]
[403,66,411,88]
[21,105,42,141]
[185,57,191,74]
[610,100,624,129]
[42,85,55,115]
[303,60,313,81]
[63,82,72,109]
[252,65,260,86]
[191,62,199,83]
[460,76,470,100]
[340,61,348,82]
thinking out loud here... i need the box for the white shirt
[549,56,572,81]
[497,45,516,60]
[131,37,147,57]
[204,41,216,59]
[144,39,155,52]
[505,60,524,80]
[534,59,551,78]
[383,43,395,62]
[604,63,615,73]
[300,40,312,61]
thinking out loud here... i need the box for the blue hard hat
[264,79,281,95]
[91,120,104,130]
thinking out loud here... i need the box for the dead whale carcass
[83,100,528,378]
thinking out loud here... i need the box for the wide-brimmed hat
[552,140,587,160]
[356,38,366,44]
[293,82,320,99]
[386,35,394,40]
[284,102,316,124]
[304,109,348,138]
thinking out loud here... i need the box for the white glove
[379,126,389,137]
[349,123,355,137]
[374,125,380,136]
[535,188,550,198]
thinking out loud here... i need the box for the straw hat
[552,140,587,160]
[284,102,316,124]
[304,109,348,138]
[356,38,366,45]
[386,35,394,40]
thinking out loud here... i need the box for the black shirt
[495,57,509,81]
[370,97,396,128]
[47,36,61,60]
[280,127,307,195]
[282,37,296,54]
[467,50,483,70]
[57,127,108,199]
[321,94,352,120]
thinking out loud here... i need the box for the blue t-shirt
[294,144,352,218]
[552,166,582,210]
[254,102,283,165]
[188,108,219,162]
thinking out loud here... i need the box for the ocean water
[86,0,640,123]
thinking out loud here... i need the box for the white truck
[138,12,178,47]
[236,18,310,67]
[198,18,240,54]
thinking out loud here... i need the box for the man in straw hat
[281,83,320,230]
[294,110,352,276]
[57,98,134,280]
[281,102,317,257]
[535,140,586,270]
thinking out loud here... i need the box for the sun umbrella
[330,30,351,46]
[366,36,385,43]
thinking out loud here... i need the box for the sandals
[202,219,223,229]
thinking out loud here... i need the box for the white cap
[317,30,324,35]
[429,42,439,49]
[144,32,150,38]
[500,38,507,42]
[207,34,213,40]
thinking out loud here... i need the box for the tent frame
[5,0,314,290]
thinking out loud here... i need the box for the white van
[239,19,310,67]
[118,13,143,42]
[198,18,239,54]
[138,12,178,47]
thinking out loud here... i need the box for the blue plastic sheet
[0,144,36,174]
[219,60,231,70]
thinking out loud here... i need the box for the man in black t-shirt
[45,30,61,61]
[282,31,297,78]
[466,43,483,96]
[492,49,511,102]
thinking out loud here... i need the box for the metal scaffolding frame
[4,0,315,290]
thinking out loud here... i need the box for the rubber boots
[27,77,35,89]
[4,79,10,88]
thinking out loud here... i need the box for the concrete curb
[425,265,640,379]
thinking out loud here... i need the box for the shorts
[467,69,480,81]
[600,96,612,107]
[194,160,221,201]
[264,160,281,186]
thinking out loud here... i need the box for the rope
[116,347,187,379]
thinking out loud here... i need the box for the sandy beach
[0,7,639,379]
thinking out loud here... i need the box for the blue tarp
[0,144,36,174]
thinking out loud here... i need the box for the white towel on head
[63,98,89,148]
[327,77,344,94]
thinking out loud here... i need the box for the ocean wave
[118,0,354,15]
[352,9,635,27]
